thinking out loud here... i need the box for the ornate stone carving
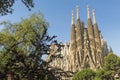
[46,5,108,79]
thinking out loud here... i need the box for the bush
[72,69,96,80]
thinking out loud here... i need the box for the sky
[0,0,120,56]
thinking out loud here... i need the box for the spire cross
[92,9,97,24]
[76,5,80,19]
[87,5,90,19]
[71,10,74,25]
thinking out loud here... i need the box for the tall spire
[76,5,80,19]
[71,10,74,25]
[87,5,90,19]
[92,9,97,24]
[70,10,76,71]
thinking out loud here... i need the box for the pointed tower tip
[87,4,89,9]
[71,10,74,25]
[87,5,90,19]
[76,5,80,19]
[92,9,97,24]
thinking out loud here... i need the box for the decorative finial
[71,10,74,25]
[87,5,90,19]
[76,5,80,19]
[92,9,97,24]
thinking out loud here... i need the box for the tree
[101,52,120,80]
[0,12,59,80]
[72,69,96,80]
[103,70,115,80]
[94,69,105,80]
[0,0,34,16]
[103,52,120,71]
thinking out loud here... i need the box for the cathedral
[46,5,108,79]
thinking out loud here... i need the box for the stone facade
[46,5,108,79]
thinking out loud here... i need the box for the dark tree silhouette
[0,0,34,16]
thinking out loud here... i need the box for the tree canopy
[72,69,96,80]
[0,12,59,80]
[0,0,34,16]
[103,52,120,71]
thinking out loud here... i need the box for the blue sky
[0,0,120,56]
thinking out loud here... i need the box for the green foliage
[95,69,105,80]
[72,69,96,80]
[102,53,120,80]
[0,0,34,16]
[0,12,57,80]
[103,52,120,71]
[103,70,115,79]
[94,77,102,80]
